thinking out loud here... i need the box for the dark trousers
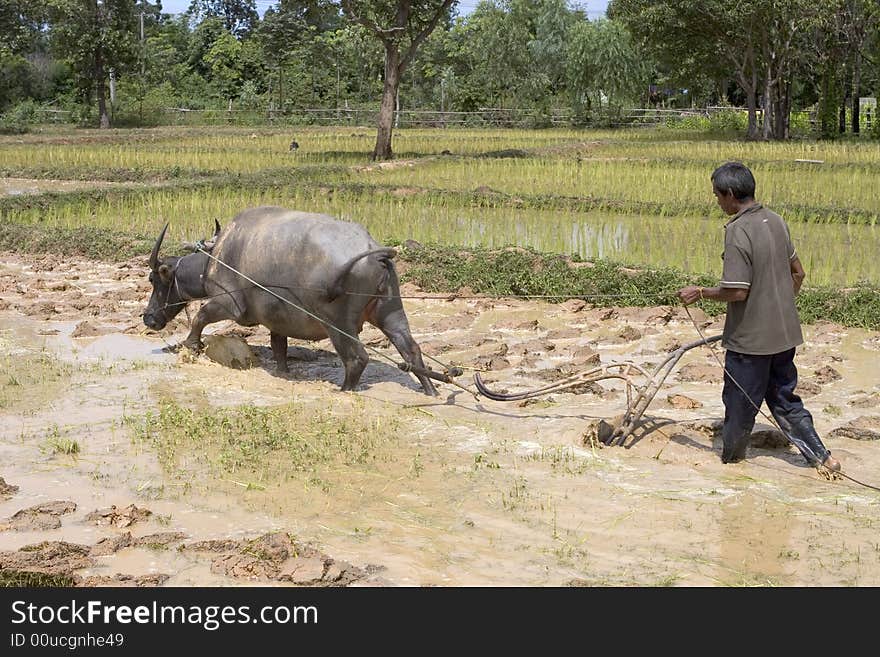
[722,348,830,464]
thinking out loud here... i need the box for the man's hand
[677,286,703,305]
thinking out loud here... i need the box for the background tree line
[2,0,879,143]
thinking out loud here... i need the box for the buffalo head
[142,221,220,330]
[142,223,186,330]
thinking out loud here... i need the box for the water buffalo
[142,206,438,395]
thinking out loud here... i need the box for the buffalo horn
[150,223,170,270]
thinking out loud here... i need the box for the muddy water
[1,253,880,586]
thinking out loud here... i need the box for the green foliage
[0,99,39,134]
[0,222,154,260]
[707,109,747,134]
[126,398,401,482]
[112,81,175,127]
[818,68,842,140]
[399,244,880,329]
[398,243,712,306]
[796,285,880,329]
[566,18,651,113]
[187,0,259,39]
[47,0,139,127]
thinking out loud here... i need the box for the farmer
[677,161,840,472]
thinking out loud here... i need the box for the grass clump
[398,243,716,307]
[0,222,154,260]
[398,243,880,329]
[40,425,80,456]
[796,285,880,329]
[125,398,401,487]
[0,351,71,411]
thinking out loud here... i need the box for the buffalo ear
[158,264,173,283]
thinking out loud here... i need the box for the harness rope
[191,248,477,396]
[153,250,879,492]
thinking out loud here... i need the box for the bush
[113,81,178,127]
[0,100,39,134]
[707,108,747,133]
[664,113,709,131]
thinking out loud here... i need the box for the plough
[473,334,722,447]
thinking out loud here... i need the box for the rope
[683,304,880,492]
[193,248,478,396]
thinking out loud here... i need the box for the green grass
[0,348,71,411]
[124,398,402,487]
[1,125,878,321]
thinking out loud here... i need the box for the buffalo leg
[270,332,289,373]
[326,327,369,391]
[374,305,438,396]
[182,300,235,352]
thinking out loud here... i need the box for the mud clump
[85,504,152,528]
[796,380,822,397]
[203,334,259,370]
[814,365,843,384]
[89,531,185,557]
[677,363,722,384]
[432,313,477,332]
[1,500,77,531]
[849,392,880,408]
[182,532,366,586]
[0,540,93,584]
[829,416,880,441]
[0,477,19,500]
[21,300,57,317]
[90,533,134,556]
[617,325,642,342]
[71,320,113,338]
[81,573,170,587]
[493,318,539,331]
[667,394,702,409]
[558,299,587,313]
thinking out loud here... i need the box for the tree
[258,0,341,111]
[444,2,532,109]
[837,0,880,133]
[566,18,651,121]
[186,0,258,38]
[48,0,138,128]
[1,0,48,55]
[610,0,818,140]
[0,0,51,111]
[340,0,457,160]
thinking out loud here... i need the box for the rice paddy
[1,124,878,287]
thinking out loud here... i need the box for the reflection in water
[355,205,879,286]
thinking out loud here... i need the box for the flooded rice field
[1,251,880,586]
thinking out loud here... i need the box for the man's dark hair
[711,162,756,200]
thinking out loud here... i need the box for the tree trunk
[95,47,110,129]
[374,46,401,161]
[775,79,790,140]
[852,51,861,134]
[762,66,774,140]
[745,86,759,139]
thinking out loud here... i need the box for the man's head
[711,162,756,215]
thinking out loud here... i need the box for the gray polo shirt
[720,204,804,355]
